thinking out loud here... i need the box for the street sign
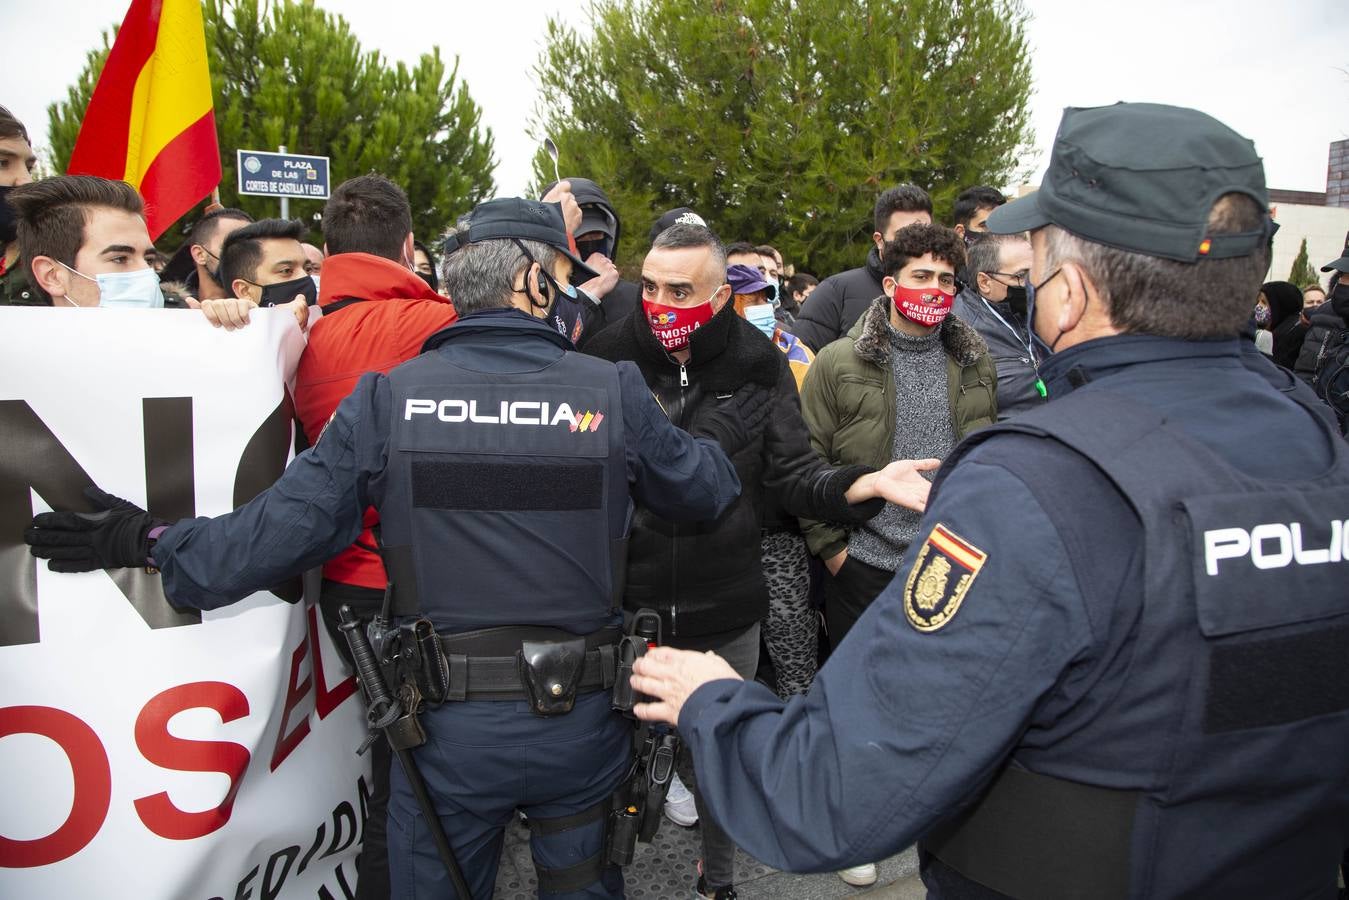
[236,149,331,199]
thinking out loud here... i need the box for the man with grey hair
[624,103,1349,898]
[952,232,1046,419]
[584,222,938,900]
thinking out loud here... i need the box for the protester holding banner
[10,175,164,308]
[192,218,314,330]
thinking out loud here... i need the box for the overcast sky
[9,0,1348,199]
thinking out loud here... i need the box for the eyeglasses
[985,270,1029,287]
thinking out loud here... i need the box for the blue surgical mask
[744,303,777,339]
[59,261,165,308]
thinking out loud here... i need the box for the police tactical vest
[379,347,629,633]
[923,386,1349,900]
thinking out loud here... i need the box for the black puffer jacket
[1294,299,1348,383]
[585,300,881,638]
[791,247,885,352]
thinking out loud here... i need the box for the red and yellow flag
[68,0,221,241]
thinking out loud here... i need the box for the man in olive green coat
[801,223,997,651]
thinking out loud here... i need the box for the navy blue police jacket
[150,309,741,616]
[674,333,1349,898]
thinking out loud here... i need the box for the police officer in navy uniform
[26,198,750,899]
[622,103,1349,899]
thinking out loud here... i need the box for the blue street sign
[236,149,331,199]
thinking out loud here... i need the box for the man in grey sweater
[797,222,997,887]
[800,223,998,645]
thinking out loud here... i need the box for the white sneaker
[837,863,878,886]
[663,772,699,826]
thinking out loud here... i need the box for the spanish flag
[68,0,220,241]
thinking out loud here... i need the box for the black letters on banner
[0,396,295,647]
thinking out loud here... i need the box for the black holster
[605,608,678,866]
[518,636,587,716]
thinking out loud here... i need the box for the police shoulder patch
[904,523,987,632]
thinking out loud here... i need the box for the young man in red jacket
[295,175,457,608]
[290,173,452,900]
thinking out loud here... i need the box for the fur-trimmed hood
[849,296,988,369]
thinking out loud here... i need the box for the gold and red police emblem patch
[904,523,987,632]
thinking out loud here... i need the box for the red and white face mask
[892,283,954,327]
[643,295,717,352]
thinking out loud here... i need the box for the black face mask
[199,247,222,284]
[416,267,439,293]
[0,185,16,245]
[1004,284,1028,319]
[258,274,318,307]
[1331,281,1349,318]
[575,235,612,263]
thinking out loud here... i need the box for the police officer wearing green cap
[623,103,1349,899]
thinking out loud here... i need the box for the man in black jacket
[1294,254,1348,382]
[584,223,934,900]
[952,232,1046,419]
[792,184,932,352]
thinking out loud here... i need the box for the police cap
[442,197,599,279]
[987,103,1277,263]
[1319,252,1349,274]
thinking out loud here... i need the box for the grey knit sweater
[846,323,955,571]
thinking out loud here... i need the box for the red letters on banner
[0,707,112,867]
[134,682,251,840]
[0,606,357,867]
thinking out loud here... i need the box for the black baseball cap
[442,197,599,279]
[1320,253,1349,274]
[649,207,708,243]
[987,103,1276,263]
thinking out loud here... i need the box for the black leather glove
[690,384,774,452]
[25,486,165,572]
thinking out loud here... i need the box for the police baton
[338,605,470,900]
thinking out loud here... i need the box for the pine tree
[532,0,1033,277]
[1287,238,1319,290]
[47,0,495,248]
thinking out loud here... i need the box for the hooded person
[540,176,643,347]
[1260,280,1306,369]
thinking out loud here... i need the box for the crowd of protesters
[5,94,1349,900]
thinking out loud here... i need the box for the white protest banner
[0,308,369,899]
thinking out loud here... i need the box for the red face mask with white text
[892,284,954,327]
[643,297,716,352]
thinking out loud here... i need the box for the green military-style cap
[987,103,1277,263]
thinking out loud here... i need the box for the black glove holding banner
[25,486,165,572]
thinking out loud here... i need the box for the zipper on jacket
[657,362,693,637]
